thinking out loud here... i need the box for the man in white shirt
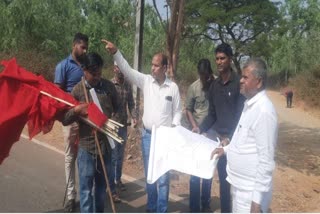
[102,39,182,213]
[212,58,278,213]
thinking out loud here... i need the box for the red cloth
[87,102,108,128]
[0,58,109,164]
[0,58,79,164]
[0,77,38,164]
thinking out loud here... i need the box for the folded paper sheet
[147,125,219,184]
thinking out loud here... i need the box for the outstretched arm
[101,39,118,55]
[101,39,146,89]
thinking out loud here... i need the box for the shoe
[64,199,75,213]
[112,194,122,203]
[116,180,126,191]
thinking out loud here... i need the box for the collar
[244,90,266,108]
[152,76,171,87]
[85,79,102,89]
[217,70,236,85]
[67,54,78,64]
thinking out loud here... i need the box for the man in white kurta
[102,39,182,213]
[212,58,278,213]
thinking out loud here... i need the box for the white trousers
[231,185,272,213]
[63,122,79,200]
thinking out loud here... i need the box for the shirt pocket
[161,95,172,114]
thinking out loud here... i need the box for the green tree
[0,0,84,56]
[184,0,280,73]
[269,0,320,82]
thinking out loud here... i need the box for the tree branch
[184,32,220,41]
[218,24,226,43]
[152,0,166,32]
[240,29,264,44]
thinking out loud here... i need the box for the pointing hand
[101,39,117,55]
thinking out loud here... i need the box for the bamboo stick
[40,90,75,106]
[108,119,124,127]
[39,90,123,143]
[81,78,116,213]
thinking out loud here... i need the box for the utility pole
[133,0,144,120]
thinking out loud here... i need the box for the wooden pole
[133,0,145,120]
[81,78,116,213]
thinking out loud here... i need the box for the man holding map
[193,43,245,212]
[102,39,182,213]
[212,58,278,213]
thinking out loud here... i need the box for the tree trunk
[152,0,185,81]
[233,56,241,75]
[166,0,185,81]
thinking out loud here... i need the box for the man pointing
[102,39,182,213]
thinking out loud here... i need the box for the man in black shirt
[193,43,245,212]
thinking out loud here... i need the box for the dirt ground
[26,89,320,212]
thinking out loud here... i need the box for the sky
[146,0,168,19]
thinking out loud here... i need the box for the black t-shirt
[199,71,245,138]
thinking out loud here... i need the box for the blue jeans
[141,129,170,213]
[77,148,112,213]
[109,127,127,192]
[218,155,231,213]
[189,176,212,212]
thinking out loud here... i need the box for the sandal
[112,194,121,203]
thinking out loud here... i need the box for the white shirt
[224,90,278,204]
[114,50,182,130]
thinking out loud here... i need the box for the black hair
[73,32,89,44]
[154,53,168,66]
[81,52,103,73]
[215,43,233,57]
[197,58,213,75]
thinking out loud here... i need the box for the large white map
[147,125,220,184]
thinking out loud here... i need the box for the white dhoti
[231,185,273,213]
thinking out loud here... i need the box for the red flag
[87,102,108,128]
[0,58,78,164]
[0,58,109,164]
[0,77,39,164]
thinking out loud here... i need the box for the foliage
[2,0,319,89]
[184,0,280,73]
[269,0,320,79]
[177,38,216,83]
[290,66,320,107]
[0,0,84,57]
[141,4,166,73]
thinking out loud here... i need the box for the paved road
[0,137,189,213]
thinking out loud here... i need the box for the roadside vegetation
[0,0,320,108]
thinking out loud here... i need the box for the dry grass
[291,66,320,108]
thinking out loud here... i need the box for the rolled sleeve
[54,63,65,85]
